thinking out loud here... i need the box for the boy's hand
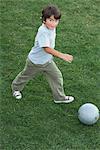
[61,54,73,63]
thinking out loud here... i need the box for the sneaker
[13,91,22,99]
[54,96,74,104]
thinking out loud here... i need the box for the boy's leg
[43,61,66,101]
[11,58,40,92]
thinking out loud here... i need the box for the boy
[12,5,74,103]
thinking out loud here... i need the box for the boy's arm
[44,47,73,63]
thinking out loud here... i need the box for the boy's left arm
[44,47,73,63]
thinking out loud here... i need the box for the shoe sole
[54,97,74,104]
[13,94,22,99]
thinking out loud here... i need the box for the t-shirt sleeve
[38,33,50,48]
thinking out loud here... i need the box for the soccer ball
[78,103,99,125]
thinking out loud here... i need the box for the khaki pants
[11,58,66,100]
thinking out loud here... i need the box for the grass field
[0,0,100,149]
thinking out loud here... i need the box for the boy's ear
[43,21,46,24]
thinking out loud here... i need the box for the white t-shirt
[28,24,56,64]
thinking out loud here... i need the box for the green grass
[0,0,100,149]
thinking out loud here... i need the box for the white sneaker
[13,91,22,99]
[54,96,74,104]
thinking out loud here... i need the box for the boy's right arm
[44,47,73,63]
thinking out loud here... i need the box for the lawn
[0,0,100,149]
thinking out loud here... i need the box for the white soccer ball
[78,103,99,125]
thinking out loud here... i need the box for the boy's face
[44,15,59,30]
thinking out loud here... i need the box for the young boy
[11,5,74,103]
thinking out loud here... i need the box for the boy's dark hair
[42,5,61,22]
